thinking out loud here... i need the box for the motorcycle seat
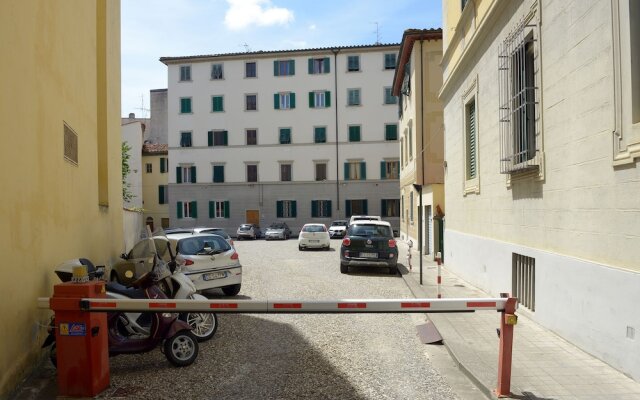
[106,282,147,299]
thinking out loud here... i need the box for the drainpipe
[417,39,426,284]
[332,48,340,217]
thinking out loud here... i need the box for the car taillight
[230,252,239,260]
[184,259,194,266]
[342,238,351,246]
[388,239,396,248]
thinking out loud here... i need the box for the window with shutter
[347,55,360,72]
[314,127,326,143]
[180,98,192,113]
[466,99,477,180]
[385,124,398,140]
[348,126,361,142]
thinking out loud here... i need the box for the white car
[348,215,381,225]
[328,220,349,238]
[166,233,242,295]
[298,223,331,251]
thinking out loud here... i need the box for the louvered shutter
[276,201,283,218]
[344,163,350,180]
[209,201,214,218]
[468,102,476,179]
[380,161,386,179]
[311,200,318,218]
[176,167,182,184]
[291,201,297,218]
[223,131,228,146]
[308,58,314,74]
[224,201,230,218]
[325,200,332,217]
[309,92,315,108]
[190,166,197,183]
[274,93,280,109]
[273,61,279,76]
[324,57,330,73]
[190,201,197,218]
[177,202,183,219]
[360,162,366,180]
[325,91,331,107]
[208,131,213,146]
[290,92,296,108]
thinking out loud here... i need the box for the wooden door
[246,209,259,225]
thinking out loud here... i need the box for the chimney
[129,113,135,119]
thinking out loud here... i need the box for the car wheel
[340,263,348,274]
[222,284,241,296]
[389,266,398,275]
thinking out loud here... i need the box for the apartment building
[160,44,401,235]
[142,143,170,231]
[441,0,640,380]
[392,29,444,258]
[0,1,122,396]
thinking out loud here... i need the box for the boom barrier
[39,297,511,314]
[38,292,518,398]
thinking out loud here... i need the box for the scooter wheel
[181,312,218,342]
[164,330,198,367]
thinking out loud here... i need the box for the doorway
[246,209,260,225]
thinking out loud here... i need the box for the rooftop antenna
[373,22,381,45]
[240,43,251,52]
[135,94,149,118]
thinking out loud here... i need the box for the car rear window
[348,224,392,238]
[303,225,326,232]
[239,226,250,231]
[178,235,230,255]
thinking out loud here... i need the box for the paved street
[103,238,463,399]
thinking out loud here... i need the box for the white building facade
[441,0,640,380]
[161,44,401,235]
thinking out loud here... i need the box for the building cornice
[392,29,443,96]
[160,43,401,65]
[439,0,503,101]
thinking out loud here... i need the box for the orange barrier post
[495,293,518,397]
[50,280,110,397]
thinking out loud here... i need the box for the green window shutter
[360,162,366,180]
[224,201,230,218]
[308,58,314,74]
[177,202,183,219]
[158,186,165,204]
[345,200,352,217]
[292,201,297,218]
[191,201,198,218]
[380,161,386,179]
[315,127,326,143]
[325,200,332,217]
[324,57,330,73]
[309,92,315,108]
[325,91,331,107]
[191,166,197,183]
[363,200,368,215]
[276,201,283,218]
[274,93,280,109]
[349,126,360,142]
[344,163,350,180]
[208,131,213,146]
[385,124,398,140]
[381,200,387,217]
[290,92,296,108]
[213,166,224,182]
[468,101,476,179]
[273,60,279,76]
[223,131,228,146]
[289,60,295,75]
[160,158,166,173]
[209,201,214,218]
[176,167,182,184]
[311,200,318,218]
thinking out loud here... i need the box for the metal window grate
[512,253,535,311]
[63,123,78,164]
[499,20,539,174]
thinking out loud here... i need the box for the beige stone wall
[0,1,122,396]
[441,0,640,271]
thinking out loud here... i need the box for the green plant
[122,142,134,203]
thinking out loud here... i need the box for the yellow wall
[142,154,169,230]
[0,1,122,396]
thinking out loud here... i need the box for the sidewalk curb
[398,264,495,400]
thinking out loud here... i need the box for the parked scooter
[108,252,217,342]
[43,254,199,367]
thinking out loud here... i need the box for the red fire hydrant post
[495,293,518,397]
[50,280,110,397]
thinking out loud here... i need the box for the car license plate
[360,252,378,258]
[203,271,226,281]
[310,240,319,243]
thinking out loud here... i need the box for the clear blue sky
[121,0,442,117]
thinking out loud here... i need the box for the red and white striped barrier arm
[38,297,512,313]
